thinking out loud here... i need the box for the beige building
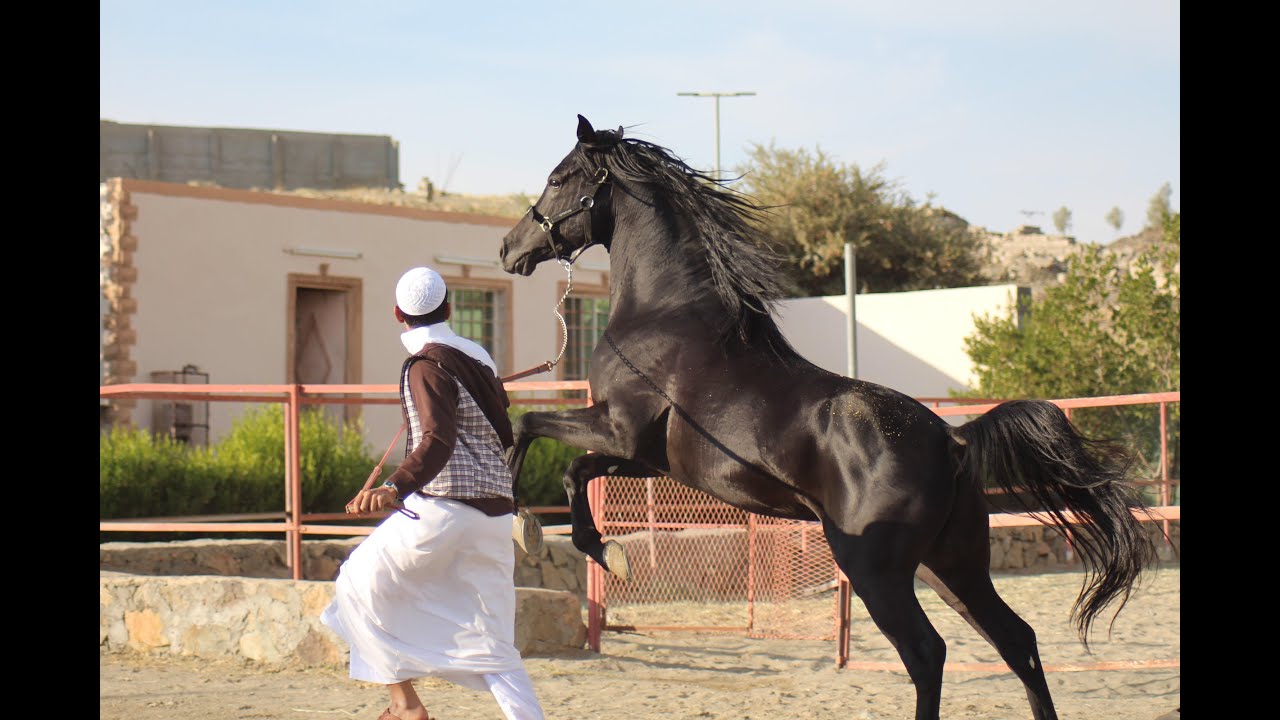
[100,178,1022,449]
[99,178,612,449]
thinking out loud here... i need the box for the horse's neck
[605,195,719,328]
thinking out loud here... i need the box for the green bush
[100,405,379,521]
[99,428,221,519]
[215,405,380,513]
[99,402,584,526]
[508,405,583,507]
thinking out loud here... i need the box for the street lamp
[676,91,756,179]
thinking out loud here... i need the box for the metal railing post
[288,384,303,580]
[283,390,295,573]
[1160,400,1170,552]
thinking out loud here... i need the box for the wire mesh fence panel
[596,476,843,641]
[746,516,843,641]
[599,476,751,630]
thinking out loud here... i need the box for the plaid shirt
[402,363,513,501]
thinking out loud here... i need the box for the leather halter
[526,165,611,265]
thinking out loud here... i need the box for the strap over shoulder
[407,344,515,449]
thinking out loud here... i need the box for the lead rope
[345,421,421,519]
[499,256,575,383]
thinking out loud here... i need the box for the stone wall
[99,537,364,581]
[98,535,585,587]
[985,521,1180,572]
[99,522,1179,666]
[101,520,1179,604]
[99,572,586,666]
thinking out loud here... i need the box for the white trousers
[478,667,545,720]
[322,494,544,719]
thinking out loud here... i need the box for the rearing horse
[500,115,1157,720]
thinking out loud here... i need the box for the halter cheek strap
[505,164,610,383]
[527,166,611,266]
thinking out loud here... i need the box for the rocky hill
[972,223,1171,297]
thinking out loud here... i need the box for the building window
[562,295,610,390]
[449,286,506,366]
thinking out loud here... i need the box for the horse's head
[500,115,619,276]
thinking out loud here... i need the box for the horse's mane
[575,128,800,360]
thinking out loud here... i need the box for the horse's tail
[952,399,1157,647]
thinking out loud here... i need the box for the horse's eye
[548,177,562,189]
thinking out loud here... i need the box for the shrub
[507,405,582,507]
[99,402,583,528]
[215,405,379,513]
[100,405,378,521]
[99,427,220,519]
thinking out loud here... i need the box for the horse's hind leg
[921,550,1058,719]
[562,454,658,580]
[825,522,947,720]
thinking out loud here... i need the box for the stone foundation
[99,571,586,666]
[98,535,587,587]
[101,520,1180,596]
[100,519,1180,655]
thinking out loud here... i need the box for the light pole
[676,91,756,179]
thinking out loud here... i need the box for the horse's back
[658,355,960,534]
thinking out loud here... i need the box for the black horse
[500,115,1157,720]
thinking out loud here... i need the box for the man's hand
[345,486,400,514]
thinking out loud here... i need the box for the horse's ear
[616,125,624,139]
[577,115,595,143]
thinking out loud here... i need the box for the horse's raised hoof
[603,540,631,580]
[512,507,544,556]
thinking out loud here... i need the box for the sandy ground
[100,566,1179,720]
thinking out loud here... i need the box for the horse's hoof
[512,507,544,556]
[603,540,631,581]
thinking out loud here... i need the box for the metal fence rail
[100,382,1179,674]
[99,380,590,577]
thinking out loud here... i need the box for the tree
[1146,182,1173,229]
[1105,206,1124,235]
[735,142,988,296]
[1052,206,1072,235]
[962,213,1180,488]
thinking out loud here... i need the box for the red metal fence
[99,379,589,578]
[100,382,1179,671]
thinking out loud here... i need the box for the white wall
[775,285,1024,399]
[115,182,609,449]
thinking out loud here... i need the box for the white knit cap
[395,266,447,316]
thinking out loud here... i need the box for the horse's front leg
[505,403,656,579]
[562,454,659,581]
[506,402,631,491]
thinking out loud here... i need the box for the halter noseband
[526,165,611,265]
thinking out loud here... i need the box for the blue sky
[100,1,1179,246]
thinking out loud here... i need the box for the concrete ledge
[99,571,586,666]
[100,536,592,597]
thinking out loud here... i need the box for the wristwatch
[381,480,402,501]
